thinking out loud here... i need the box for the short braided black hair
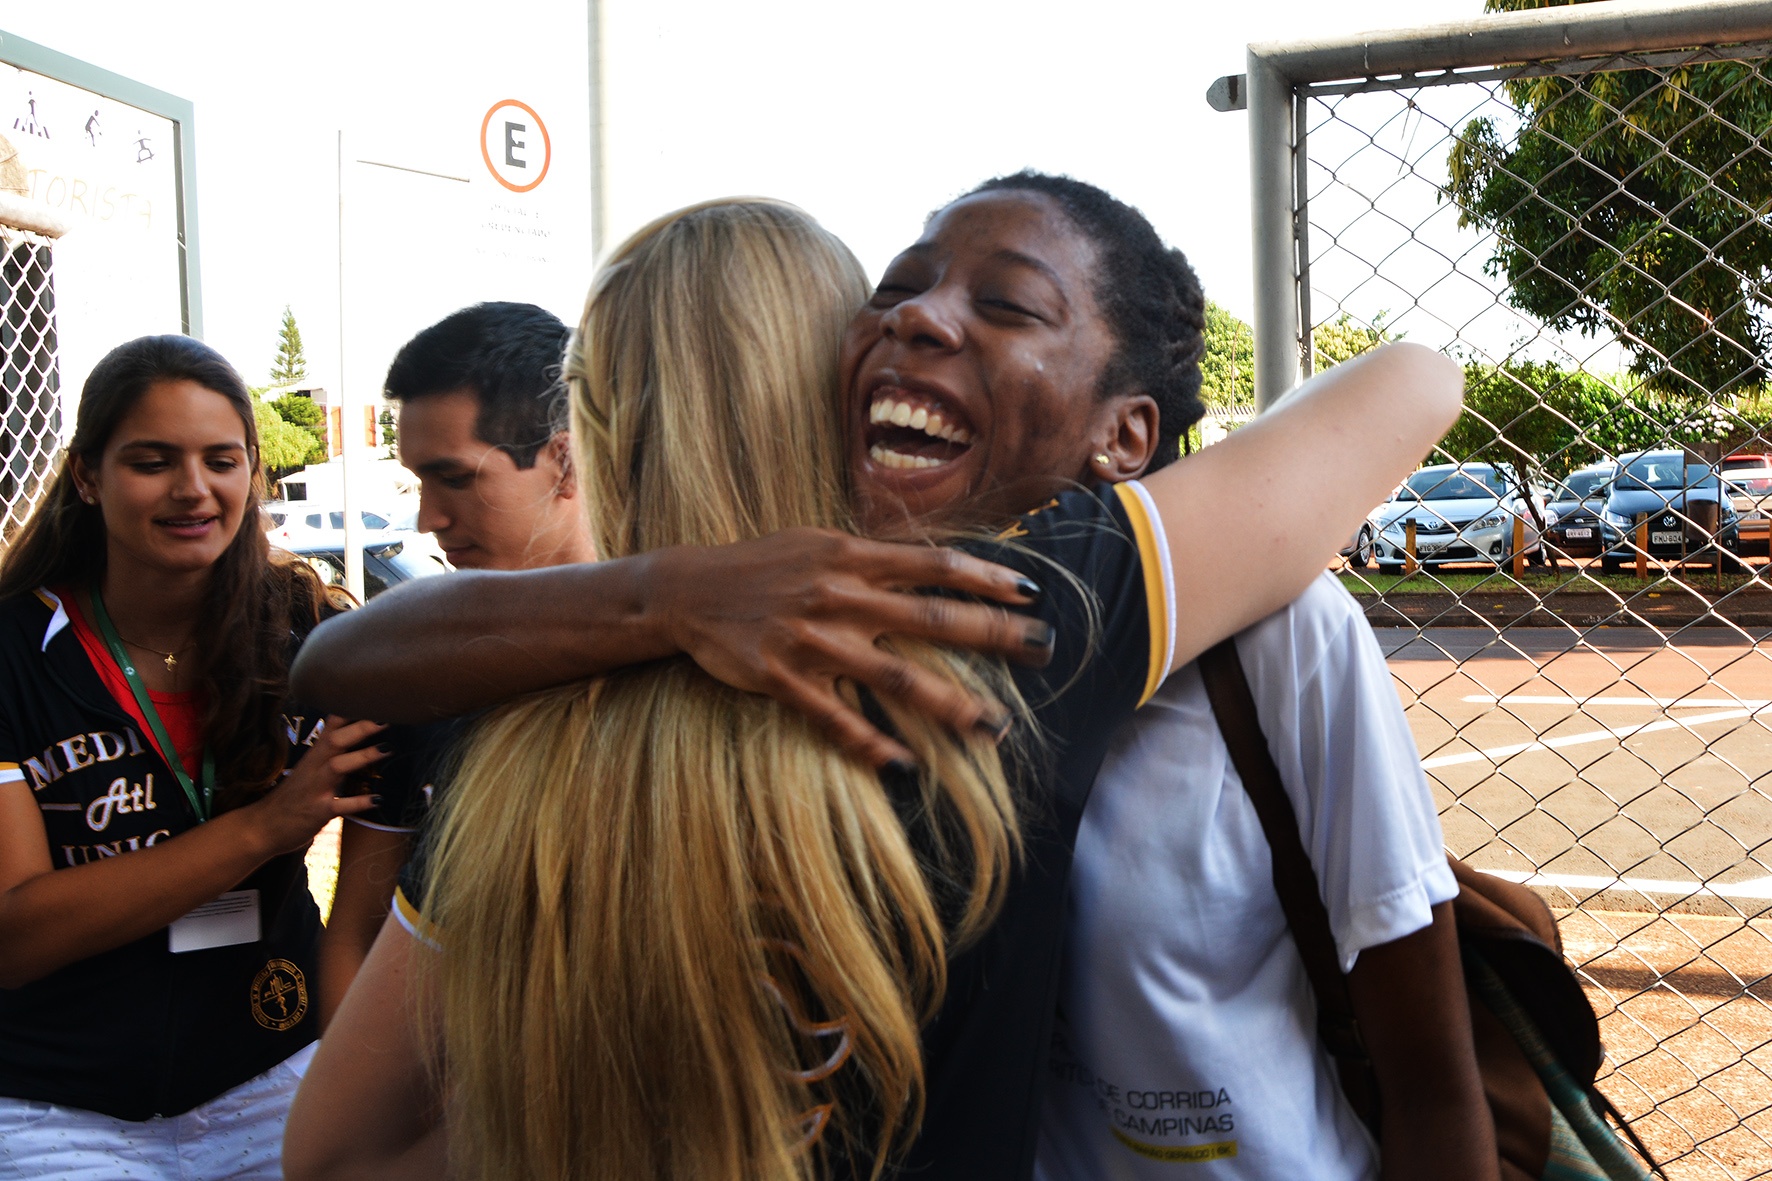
[961,171,1207,471]
[383,302,569,469]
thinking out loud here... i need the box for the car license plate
[1564,527,1593,539]
[1651,530,1684,546]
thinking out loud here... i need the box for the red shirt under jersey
[60,590,204,780]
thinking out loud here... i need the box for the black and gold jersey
[882,480,1172,1181]
[0,588,326,1120]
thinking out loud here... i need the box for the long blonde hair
[424,199,1022,1180]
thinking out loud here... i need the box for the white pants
[0,1043,316,1180]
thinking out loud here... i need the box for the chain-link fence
[1226,4,1772,1175]
[0,223,60,540]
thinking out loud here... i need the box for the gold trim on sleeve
[1111,483,1170,707]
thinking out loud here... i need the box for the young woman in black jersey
[0,335,387,1179]
[285,194,1462,1181]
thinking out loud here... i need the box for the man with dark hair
[316,302,594,1023]
[383,301,593,571]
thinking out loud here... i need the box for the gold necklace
[118,636,194,673]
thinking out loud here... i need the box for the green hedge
[1438,361,1772,477]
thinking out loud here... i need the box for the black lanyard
[88,590,215,823]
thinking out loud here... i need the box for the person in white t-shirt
[1036,571,1460,1180]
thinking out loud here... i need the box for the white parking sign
[479,99,550,193]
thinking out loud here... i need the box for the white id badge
[169,889,261,953]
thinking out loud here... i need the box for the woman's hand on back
[243,717,387,857]
[647,529,1051,768]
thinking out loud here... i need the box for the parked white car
[264,504,398,548]
[1372,463,1548,571]
[264,500,450,569]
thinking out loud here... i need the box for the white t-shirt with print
[1035,572,1458,1181]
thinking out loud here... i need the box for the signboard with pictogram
[0,29,197,420]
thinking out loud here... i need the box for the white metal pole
[1247,49,1299,412]
[587,0,607,261]
[337,129,364,602]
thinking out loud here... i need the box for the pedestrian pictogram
[13,92,49,139]
[479,99,550,193]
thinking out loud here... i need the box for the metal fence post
[1247,49,1299,412]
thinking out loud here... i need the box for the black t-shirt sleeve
[960,481,1173,808]
[386,716,478,936]
[349,722,443,833]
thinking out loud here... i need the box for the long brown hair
[424,200,1024,1180]
[0,335,340,806]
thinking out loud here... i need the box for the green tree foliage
[271,392,322,428]
[1312,313,1394,370]
[1442,362,1615,475]
[254,402,314,473]
[1440,360,1768,477]
[1199,301,1255,408]
[270,306,309,387]
[1198,307,1393,409]
[1445,0,1772,398]
[379,406,397,451]
[270,393,328,464]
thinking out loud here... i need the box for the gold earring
[1094,453,1111,467]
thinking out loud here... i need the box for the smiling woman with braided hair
[965,172,1209,466]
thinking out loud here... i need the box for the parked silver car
[1340,520,1375,568]
[1373,463,1547,571]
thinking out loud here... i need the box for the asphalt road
[1383,626,1772,916]
[1384,625,1772,1176]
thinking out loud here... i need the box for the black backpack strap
[1590,1087,1669,1179]
[1197,638,1381,1133]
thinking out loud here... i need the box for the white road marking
[1422,707,1767,769]
[1481,868,1772,902]
[1462,694,1772,709]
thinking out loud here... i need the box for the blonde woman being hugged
[0,337,387,1179]
[289,195,1462,1181]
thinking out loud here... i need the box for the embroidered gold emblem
[250,958,309,1031]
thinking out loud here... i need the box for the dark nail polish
[1015,576,1043,599]
[884,758,918,776]
[370,794,384,805]
[1026,621,1055,649]
[376,742,394,754]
